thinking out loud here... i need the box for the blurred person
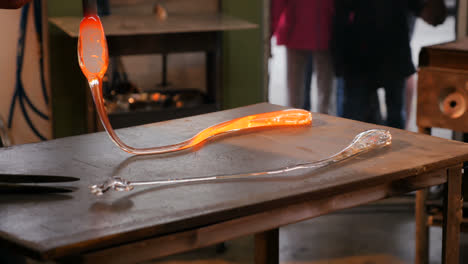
[336,12,414,125]
[271,0,334,113]
[405,0,447,129]
[0,0,31,9]
[332,0,446,129]
[404,12,418,129]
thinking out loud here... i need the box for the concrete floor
[150,201,468,264]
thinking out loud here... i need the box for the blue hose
[8,1,49,141]
[33,0,49,105]
[8,0,110,141]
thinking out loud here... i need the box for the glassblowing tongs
[0,174,79,194]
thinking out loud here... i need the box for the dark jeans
[304,54,314,111]
[342,77,406,129]
[336,77,344,117]
[286,48,333,112]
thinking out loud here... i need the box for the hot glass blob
[78,14,312,155]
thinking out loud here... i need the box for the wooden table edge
[48,14,259,38]
[42,167,450,263]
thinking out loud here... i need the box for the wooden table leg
[415,126,431,264]
[255,229,279,264]
[442,165,463,264]
[415,188,429,264]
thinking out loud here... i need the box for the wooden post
[442,165,463,264]
[415,127,431,264]
[255,229,279,264]
[457,0,468,38]
[415,188,429,264]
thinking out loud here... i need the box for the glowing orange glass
[91,129,392,195]
[78,15,108,81]
[78,13,312,155]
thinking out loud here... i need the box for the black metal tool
[82,0,98,17]
[0,174,79,194]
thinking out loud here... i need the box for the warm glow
[184,109,312,149]
[78,13,313,155]
[78,15,109,82]
[152,93,161,101]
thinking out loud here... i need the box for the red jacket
[271,0,334,51]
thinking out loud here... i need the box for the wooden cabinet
[415,38,468,264]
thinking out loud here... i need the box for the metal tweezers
[0,174,79,194]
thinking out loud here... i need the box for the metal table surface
[0,103,467,263]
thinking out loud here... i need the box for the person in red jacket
[271,0,335,113]
[0,0,30,8]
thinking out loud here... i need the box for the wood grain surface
[49,14,257,38]
[419,38,468,70]
[110,0,219,15]
[0,103,467,260]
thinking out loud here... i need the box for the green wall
[48,0,89,138]
[48,0,81,17]
[222,0,267,109]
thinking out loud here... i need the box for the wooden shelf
[49,13,258,38]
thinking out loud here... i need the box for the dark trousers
[342,77,406,129]
[286,48,333,113]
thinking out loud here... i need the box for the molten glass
[78,14,312,155]
[78,15,108,81]
[90,129,392,195]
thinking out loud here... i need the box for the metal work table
[0,103,467,263]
